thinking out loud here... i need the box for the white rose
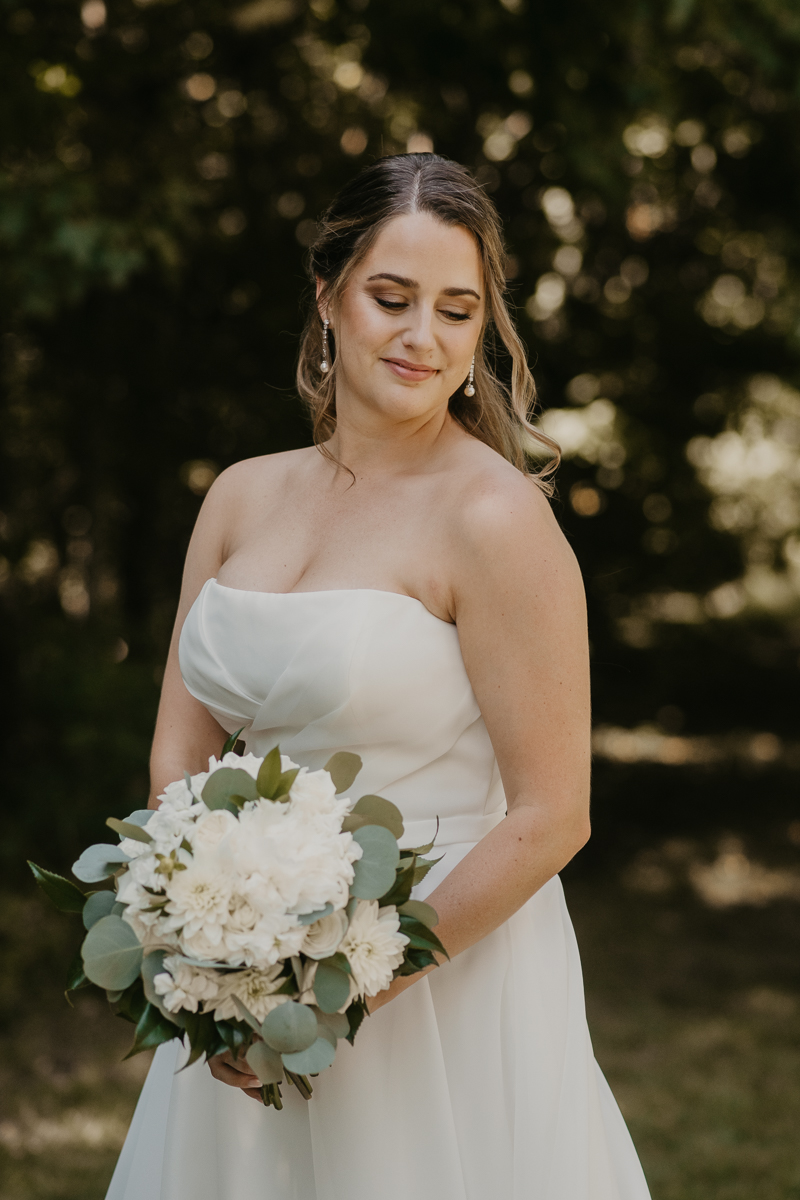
[340,901,409,998]
[289,768,338,812]
[191,808,237,851]
[301,909,348,960]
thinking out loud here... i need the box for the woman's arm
[369,475,591,1010]
[147,467,243,807]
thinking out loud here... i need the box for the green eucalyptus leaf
[313,1008,349,1040]
[256,746,282,799]
[297,903,333,926]
[82,889,117,929]
[202,767,258,810]
[323,751,362,794]
[72,843,130,884]
[276,766,300,797]
[123,809,154,828]
[350,825,400,900]
[350,795,405,838]
[106,988,125,1003]
[312,962,352,1014]
[246,1040,284,1084]
[378,861,416,908]
[222,726,245,755]
[282,1036,336,1075]
[81,915,143,990]
[141,948,167,1005]
[260,1001,318,1053]
[398,899,439,928]
[106,817,153,844]
[28,861,86,913]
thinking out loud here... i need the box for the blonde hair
[296,153,559,488]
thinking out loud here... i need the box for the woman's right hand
[208,1050,263,1102]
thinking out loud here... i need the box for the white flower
[153,955,221,1013]
[212,964,289,1021]
[340,901,409,998]
[301,909,348,960]
[163,851,232,938]
[191,808,237,851]
[289,767,338,811]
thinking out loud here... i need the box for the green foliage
[323,751,363,794]
[81,888,117,929]
[201,765,259,810]
[71,843,129,884]
[350,824,401,899]
[313,958,352,1014]
[27,861,85,912]
[260,999,318,1053]
[343,794,405,838]
[246,1039,284,1084]
[282,1034,336,1075]
[80,913,143,990]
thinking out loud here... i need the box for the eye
[375,297,407,311]
[442,309,471,322]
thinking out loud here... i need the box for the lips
[382,357,438,382]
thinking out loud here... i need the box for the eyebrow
[366,272,481,301]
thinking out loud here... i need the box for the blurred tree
[2,0,800,876]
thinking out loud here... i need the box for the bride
[106,153,651,1199]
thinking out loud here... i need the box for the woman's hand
[208,1049,263,1102]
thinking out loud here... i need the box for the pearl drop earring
[320,319,330,374]
[464,356,476,397]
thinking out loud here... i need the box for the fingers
[208,1051,261,1092]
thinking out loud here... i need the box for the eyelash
[375,298,471,322]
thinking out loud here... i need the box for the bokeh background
[2,0,800,1196]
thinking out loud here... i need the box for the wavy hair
[296,153,559,488]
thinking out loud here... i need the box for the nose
[399,302,437,359]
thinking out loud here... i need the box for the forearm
[368,801,588,1011]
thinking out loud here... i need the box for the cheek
[337,297,391,359]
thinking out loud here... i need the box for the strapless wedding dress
[106,580,650,1200]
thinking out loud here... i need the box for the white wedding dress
[106,580,650,1200]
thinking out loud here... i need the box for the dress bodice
[179,580,505,847]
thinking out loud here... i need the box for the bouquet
[29,735,444,1108]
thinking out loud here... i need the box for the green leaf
[399,917,449,958]
[113,979,148,1025]
[274,766,300,801]
[81,915,143,990]
[246,1040,285,1084]
[82,889,117,929]
[349,794,405,838]
[28,861,86,913]
[215,1019,248,1057]
[312,961,352,1014]
[72,843,130,884]
[232,996,262,1034]
[106,817,153,844]
[350,825,400,900]
[65,948,89,1002]
[412,855,443,886]
[222,726,245,755]
[140,948,176,1020]
[377,860,416,908]
[345,997,368,1045]
[256,746,282,799]
[297,903,333,926]
[323,751,362,793]
[398,899,439,928]
[261,1001,318,1053]
[123,1002,177,1058]
[319,951,351,976]
[202,767,259,810]
[282,1036,336,1075]
[313,1008,349,1040]
[106,988,125,1003]
[181,1011,220,1067]
[122,810,154,828]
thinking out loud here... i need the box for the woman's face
[322,211,485,433]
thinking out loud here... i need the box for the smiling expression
[320,211,485,429]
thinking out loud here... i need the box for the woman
[107,153,650,1200]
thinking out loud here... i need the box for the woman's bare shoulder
[207,446,315,507]
[444,441,581,605]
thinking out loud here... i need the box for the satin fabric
[106,580,650,1200]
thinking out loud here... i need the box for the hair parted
[296,153,559,489]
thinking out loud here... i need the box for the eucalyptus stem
[261,1083,283,1109]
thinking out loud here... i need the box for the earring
[464,356,476,397]
[320,319,330,373]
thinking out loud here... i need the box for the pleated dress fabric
[106,580,651,1200]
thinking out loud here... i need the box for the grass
[2,842,799,1199]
